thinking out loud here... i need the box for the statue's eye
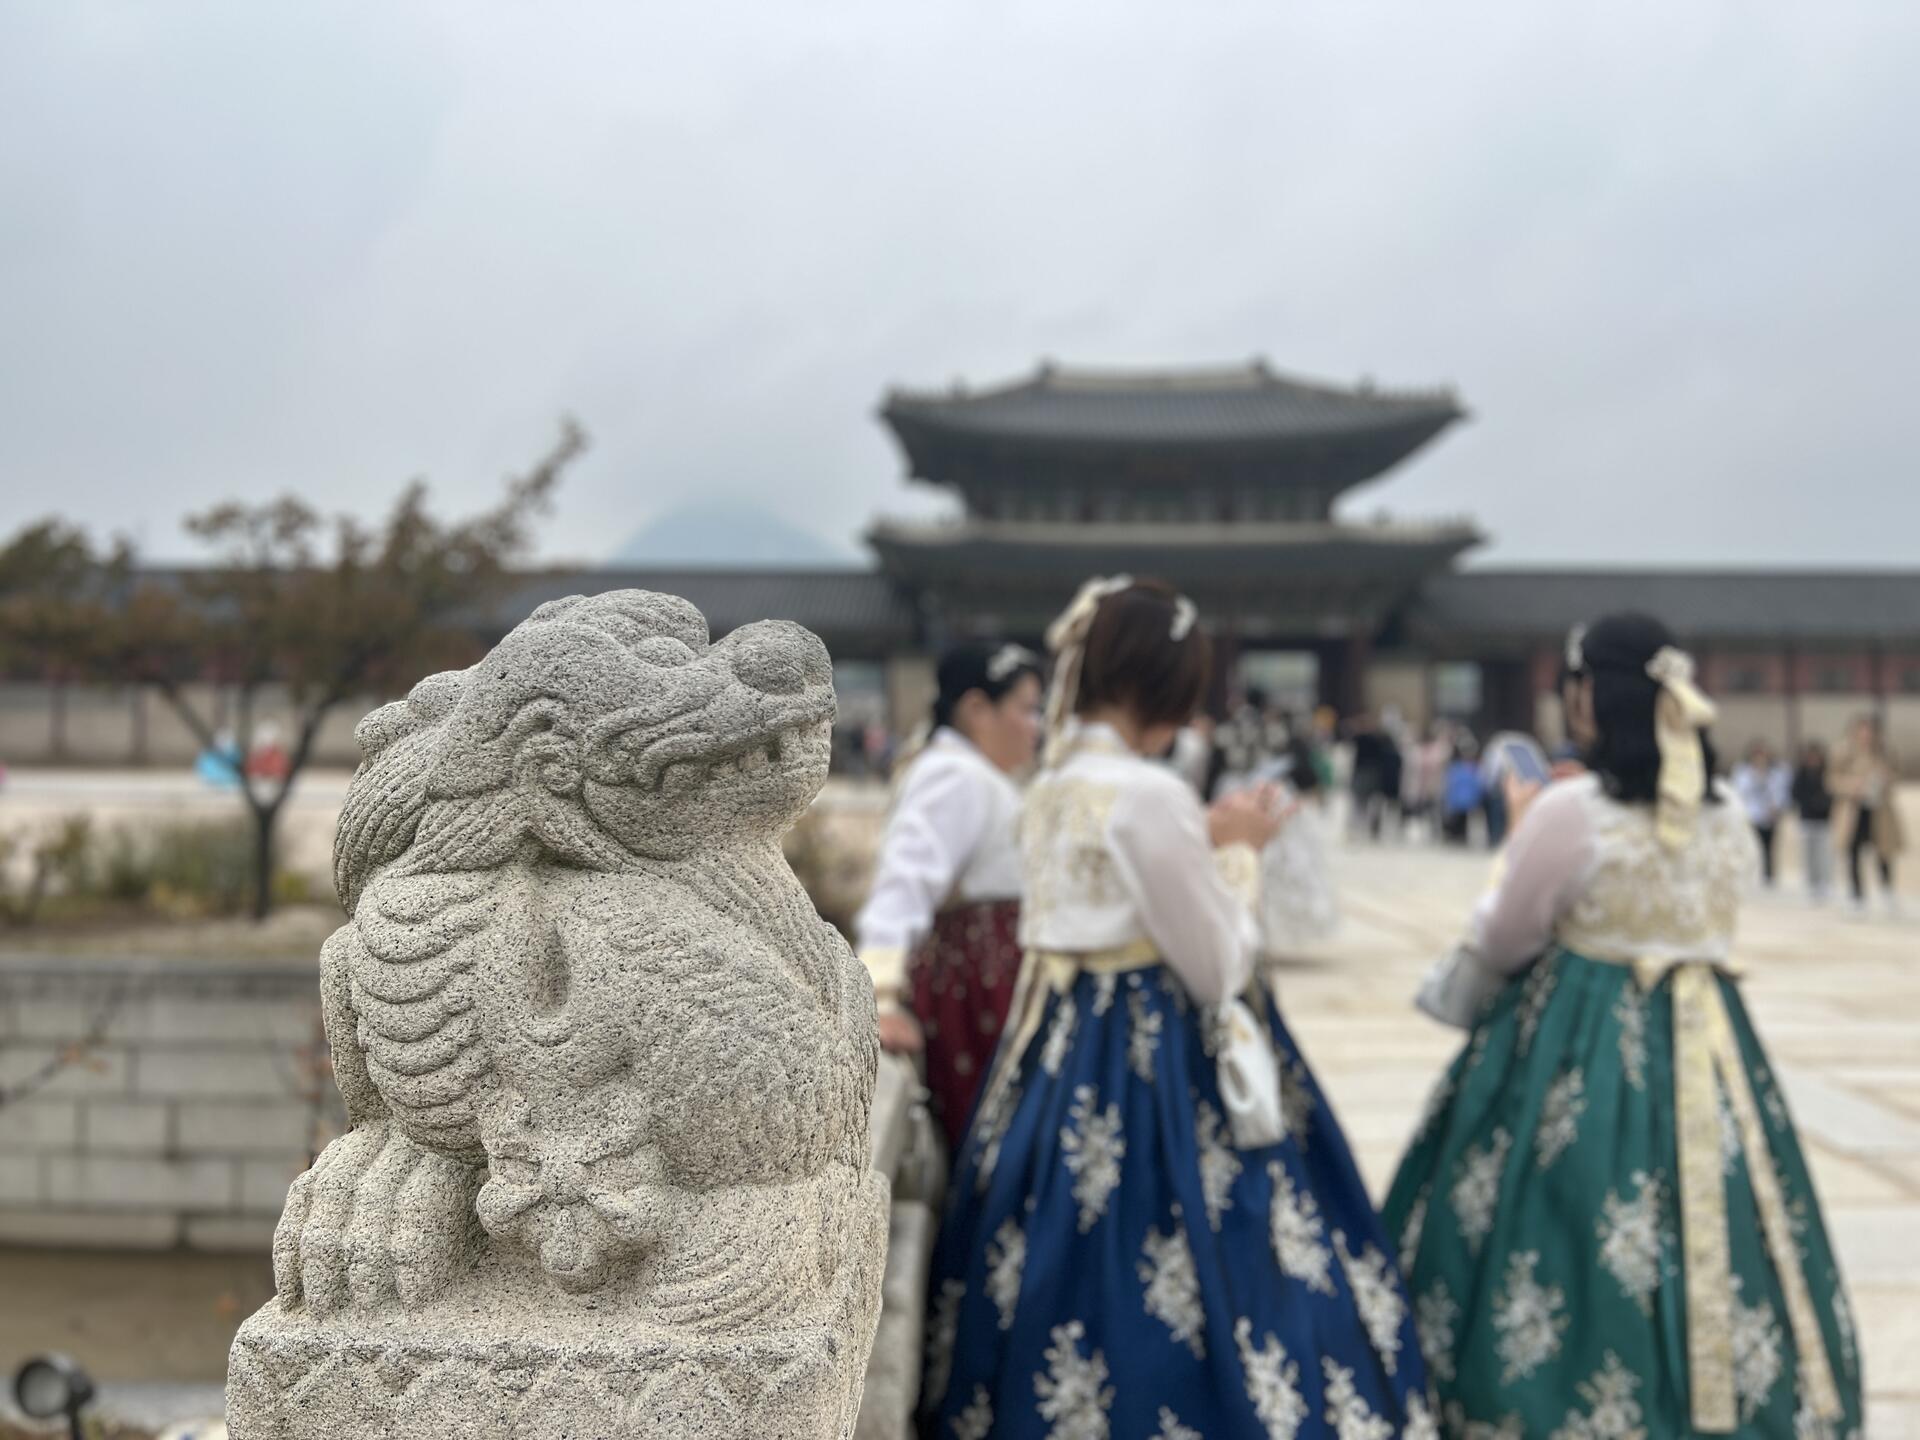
[635,637,697,667]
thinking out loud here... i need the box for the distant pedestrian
[1731,740,1791,886]
[1440,746,1482,845]
[1792,739,1835,902]
[1348,712,1394,840]
[1831,713,1904,912]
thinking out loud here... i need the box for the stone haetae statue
[228,590,887,1439]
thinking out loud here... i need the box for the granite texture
[226,590,887,1439]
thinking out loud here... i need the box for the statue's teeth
[662,761,702,793]
[740,746,769,772]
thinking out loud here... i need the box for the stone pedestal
[228,1182,885,1438]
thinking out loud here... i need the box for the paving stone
[1777,1069,1920,1156]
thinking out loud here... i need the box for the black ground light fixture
[12,1352,95,1440]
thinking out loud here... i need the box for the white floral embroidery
[1415,1280,1460,1386]
[1557,782,1755,959]
[973,1075,1020,1194]
[1034,1320,1113,1440]
[1061,1085,1125,1232]
[1201,1005,1228,1059]
[1092,972,1118,1017]
[1128,986,1163,1083]
[1596,1170,1667,1315]
[1444,1406,1526,1440]
[1152,1408,1201,1440]
[1195,1099,1241,1231]
[1833,1273,1857,1372]
[1515,958,1559,1055]
[1403,1392,1441,1440]
[1412,1070,1455,1146]
[1280,1055,1316,1147]
[1493,1249,1568,1383]
[1450,1127,1512,1253]
[1535,1067,1587,1169]
[926,1279,964,1406]
[1546,1351,1643,1440]
[1764,1079,1792,1133]
[1268,1163,1335,1294]
[1613,987,1648,1091]
[1397,1187,1429,1275]
[1138,1218,1205,1358]
[1320,1357,1392,1440]
[1160,968,1191,1014]
[1042,995,1079,1077]
[951,1386,993,1440]
[1732,1278,1784,1421]
[1234,1317,1307,1440]
[1718,1082,1744,1177]
[986,1216,1026,1330]
[1334,1231,1405,1376]
[1792,1387,1838,1440]
[1465,1025,1491,1076]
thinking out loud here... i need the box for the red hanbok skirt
[908,898,1022,1154]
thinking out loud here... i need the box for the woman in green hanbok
[1384,613,1863,1438]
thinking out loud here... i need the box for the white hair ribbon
[1565,623,1588,674]
[986,642,1040,684]
[1041,574,1133,766]
[1645,645,1717,851]
[1170,596,1198,641]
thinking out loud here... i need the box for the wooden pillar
[1208,628,1240,719]
[1870,642,1888,722]
[1782,642,1801,753]
[1342,631,1372,719]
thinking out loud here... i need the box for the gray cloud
[3,1,1916,566]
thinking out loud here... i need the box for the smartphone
[1493,734,1551,786]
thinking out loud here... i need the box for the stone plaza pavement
[1286,838,1920,1438]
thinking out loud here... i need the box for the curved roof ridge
[886,359,1459,411]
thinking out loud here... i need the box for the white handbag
[1415,943,1505,1031]
[1214,995,1286,1150]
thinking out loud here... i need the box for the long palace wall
[0,955,342,1251]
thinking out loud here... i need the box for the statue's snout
[727,621,831,698]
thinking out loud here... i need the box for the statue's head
[335,591,837,902]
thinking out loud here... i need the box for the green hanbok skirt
[1383,948,1864,1439]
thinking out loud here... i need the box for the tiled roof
[489,568,916,645]
[868,519,1481,583]
[1417,570,1920,644]
[883,361,1463,450]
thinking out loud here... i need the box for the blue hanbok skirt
[919,959,1434,1440]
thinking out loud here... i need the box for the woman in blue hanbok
[921,577,1433,1440]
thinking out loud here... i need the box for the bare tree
[3,420,586,919]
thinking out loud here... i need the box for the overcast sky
[4,2,1917,568]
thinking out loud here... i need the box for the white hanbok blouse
[1020,722,1260,1008]
[855,727,1024,1003]
[1421,772,1760,1026]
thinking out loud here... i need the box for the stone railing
[0,955,341,1251]
[853,1053,946,1440]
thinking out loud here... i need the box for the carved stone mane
[228,590,887,1439]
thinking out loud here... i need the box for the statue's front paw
[272,1126,480,1314]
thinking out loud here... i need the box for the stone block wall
[0,956,342,1251]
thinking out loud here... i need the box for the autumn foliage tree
[2,420,587,919]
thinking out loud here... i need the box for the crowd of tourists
[1731,724,1903,911]
[854,578,1864,1439]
